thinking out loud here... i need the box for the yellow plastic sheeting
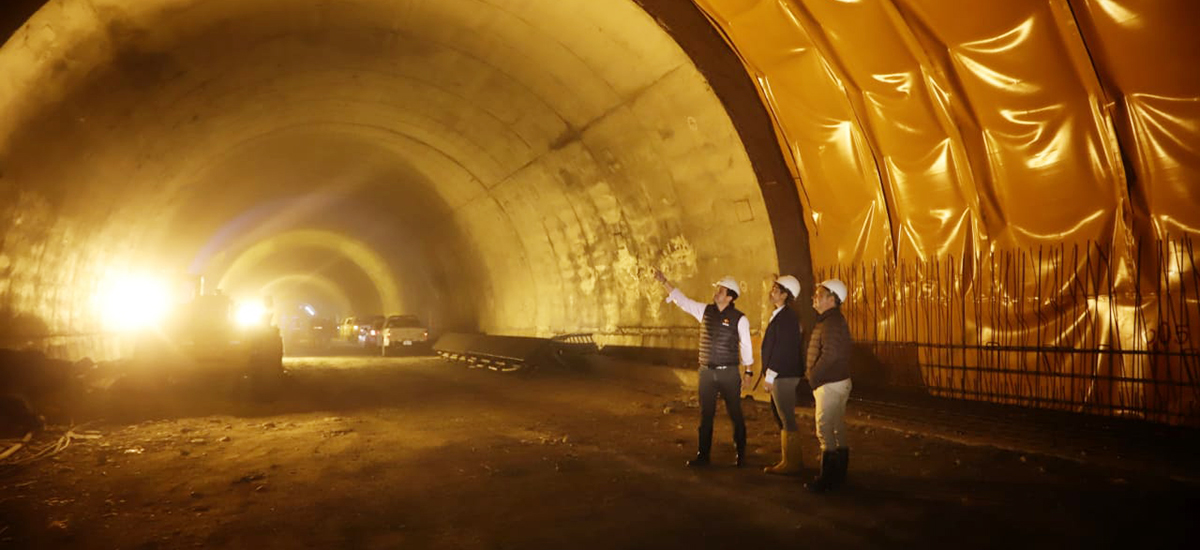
[694,0,1164,265]
[696,0,893,266]
[697,0,1200,422]
[1071,0,1200,238]
[794,0,977,263]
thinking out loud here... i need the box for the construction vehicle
[130,277,283,395]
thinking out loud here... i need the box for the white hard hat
[714,276,741,297]
[819,279,848,303]
[775,275,801,298]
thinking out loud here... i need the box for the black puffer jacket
[806,307,852,389]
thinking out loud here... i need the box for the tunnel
[3,0,1198,423]
[2,1,1200,548]
[0,0,810,361]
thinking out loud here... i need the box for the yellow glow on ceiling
[216,229,402,314]
[258,273,355,315]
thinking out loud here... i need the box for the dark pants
[697,365,746,457]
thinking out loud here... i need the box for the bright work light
[98,274,172,331]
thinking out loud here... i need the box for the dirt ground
[2,353,1197,550]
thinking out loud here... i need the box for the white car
[381,315,429,355]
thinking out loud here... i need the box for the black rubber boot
[689,424,713,467]
[807,451,838,493]
[834,447,850,487]
[733,424,747,467]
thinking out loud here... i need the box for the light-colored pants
[813,378,852,451]
[769,377,802,432]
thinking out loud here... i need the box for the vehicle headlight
[235,302,267,327]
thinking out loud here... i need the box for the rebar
[816,236,1200,427]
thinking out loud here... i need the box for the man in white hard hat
[654,269,753,467]
[761,275,805,475]
[805,278,853,492]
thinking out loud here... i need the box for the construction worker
[806,279,853,492]
[655,269,753,467]
[761,275,804,475]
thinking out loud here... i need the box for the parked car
[357,315,385,348]
[382,314,429,355]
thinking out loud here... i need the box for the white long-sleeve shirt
[666,288,754,367]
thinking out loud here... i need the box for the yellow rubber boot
[764,431,803,475]
[783,430,805,474]
[763,431,787,473]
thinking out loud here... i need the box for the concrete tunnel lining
[0,0,809,359]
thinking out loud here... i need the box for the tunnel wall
[0,0,801,363]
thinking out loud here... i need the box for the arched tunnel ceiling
[0,0,790,354]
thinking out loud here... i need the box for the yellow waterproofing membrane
[694,0,1200,423]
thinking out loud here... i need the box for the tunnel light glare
[99,275,172,331]
[235,302,268,327]
[214,229,402,314]
[303,305,316,316]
